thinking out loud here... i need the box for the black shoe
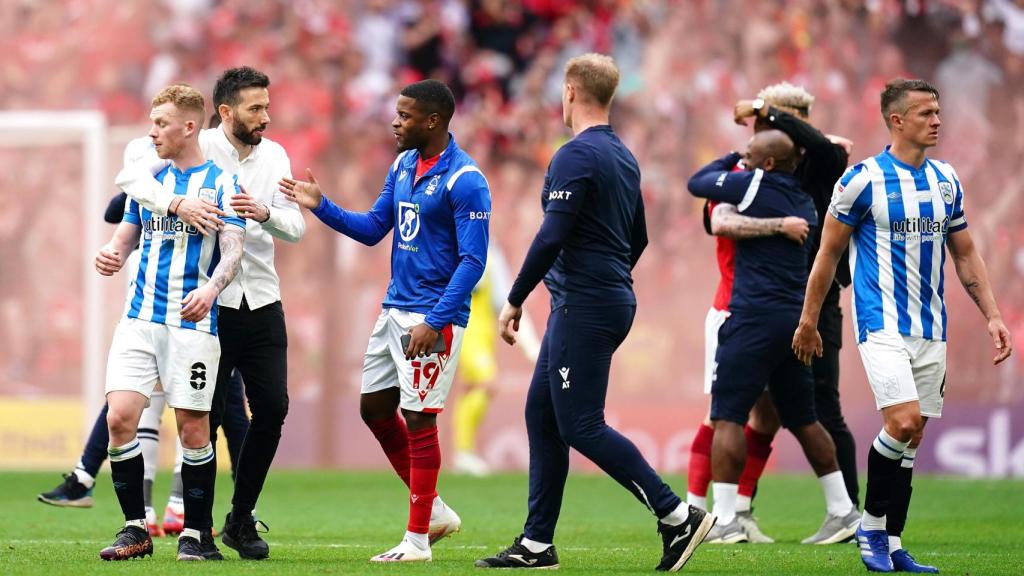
[222,512,270,560]
[99,525,153,561]
[475,535,559,569]
[656,505,716,572]
[177,530,224,561]
[38,472,94,508]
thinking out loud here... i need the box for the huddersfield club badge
[938,181,954,204]
[198,187,217,204]
[425,174,440,195]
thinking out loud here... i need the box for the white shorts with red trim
[361,308,465,413]
[704,306,730,394]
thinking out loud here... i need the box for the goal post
[0,111,108,437]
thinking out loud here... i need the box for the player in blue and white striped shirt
[95,84,245,562]
[122,161,243,335]
[794,79,1012,573]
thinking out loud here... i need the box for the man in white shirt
[116,67,305,560]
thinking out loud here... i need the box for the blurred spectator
[1,0,1022,411]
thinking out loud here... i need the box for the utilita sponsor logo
[145,216,198,236]
[892,216,947,235]
[890,216,948,242]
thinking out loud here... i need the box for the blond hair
[151,84,205,120]
[757,82,814,117]
[564,53,619,107]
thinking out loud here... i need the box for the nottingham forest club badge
[425,174,440,195]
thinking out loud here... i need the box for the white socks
[686,492,707,512]
[125,518,146,530]
[712,483,738,526]
[520,537,552,553]
[72,467,95,489]
[432,495,446,516]
[873,429,909,461]
[404,531,429,551]
[901,447,917,469]
[108,438,142,462]
[889,535,903,552]
[861,511,886,531]
[736,494,752,513]
[181,443,214,466]
[659,502,690,526]
[819,470,854,516]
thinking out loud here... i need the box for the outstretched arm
[181,226,245,323]
[279,168,394,246]
[230,152,306,242]
[948,229,1013,364]
[711,203,809,243]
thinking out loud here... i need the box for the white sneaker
[736,511,774,543]
[370,539,432,563]
[428,501,462,545]
[454,451,491,476]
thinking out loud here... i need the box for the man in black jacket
[733,83,860,537]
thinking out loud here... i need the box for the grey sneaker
[801,508,860,544]
[735,511,774,543]
[705,518,749,544]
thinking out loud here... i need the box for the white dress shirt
[115,127,306,310]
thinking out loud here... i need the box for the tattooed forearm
[712,204,783,239]
[963,278,983,307]
[208,227,244,294]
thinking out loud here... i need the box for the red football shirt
[416,153,440,181]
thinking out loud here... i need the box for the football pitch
[1,471,1021,575]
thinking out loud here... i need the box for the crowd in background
[2,0,1023,410]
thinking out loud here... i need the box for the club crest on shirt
[425,174,441,195]
[398,201,420,243]
[198,187,217,205]
[938,182,954,204]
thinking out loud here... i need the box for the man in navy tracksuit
[477,53,714,573]
[688,130,858,544]
[280,80,489,563]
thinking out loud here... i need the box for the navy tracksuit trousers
[523,304,681,543]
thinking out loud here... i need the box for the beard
[233,121,265,146]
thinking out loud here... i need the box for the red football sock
[367,414,411,487]
[407,426,440,534]
[739,425,774,498]
[687,423,714,497]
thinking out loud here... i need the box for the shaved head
[744,129,800,173]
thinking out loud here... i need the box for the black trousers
[211,299,289,516]
[813,302,860,507]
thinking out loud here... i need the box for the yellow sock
[454,387,490,453]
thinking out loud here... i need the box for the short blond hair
[757,82,814,117]
[151,84,205,120]
[564,53,619,107]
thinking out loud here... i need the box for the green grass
[1,471,1021,575]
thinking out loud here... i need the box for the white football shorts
[362,308,464,413]
[704,307,730,394]
[857,330,946,417]
[105,318,220,411]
